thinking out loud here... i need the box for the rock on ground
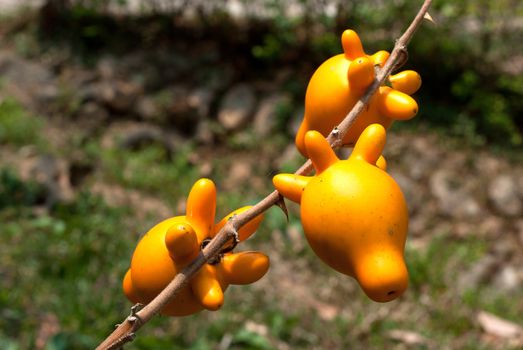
[218,83,256,131]
[488,175,523,217]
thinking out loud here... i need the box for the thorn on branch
[276,194,289,221]
[424,12,436,25]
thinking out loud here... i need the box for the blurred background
[1,0,523,349]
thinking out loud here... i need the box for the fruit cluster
[296,29,420,156]
[123,28,421,314]
[123,179,269,316]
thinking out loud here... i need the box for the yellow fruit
[295,29,421,156]
[275,125,409,302]
[123,179,269,316]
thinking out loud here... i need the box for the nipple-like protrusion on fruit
[351,123,386,165]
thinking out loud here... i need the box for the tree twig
[96,1,432,348]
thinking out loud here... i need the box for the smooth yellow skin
[296,29,421,156]
[275,125,409,302]
[123,178,269,316]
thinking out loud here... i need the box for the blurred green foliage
[101,143,198,205]
[254,0,523,146]
[0,169,133,349]
[1,141,523,348]
[33,0,523,146]
[0,98,44,146]
[406,0,523,146]
[0,169,46,208]
[407,234,487,294]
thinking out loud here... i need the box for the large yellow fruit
[123,178,269,316]
[275,125,409,302]
[295,29,421,156]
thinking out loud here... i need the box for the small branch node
[207,253,222,265]
[130,303,143,315]
[201,237,222,264]
[230,228,240,245]
[392,48,409,72]
[329,127,344,148]
[331,127,340,138]
[125,303,144,326]
[215,228,240,257]
[109,332,137,349]
[107,331,136,350]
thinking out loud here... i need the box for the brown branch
[96,1,432,348]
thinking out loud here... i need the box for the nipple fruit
[123,178,269,316]
[295,29,421,156]
[275,124,409,302]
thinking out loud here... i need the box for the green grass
[0,126,521,349]
[3,166,523,349]
[0,168,135,349]
[101,143,198,205]
[0,119,519,349]
[0,98,44,147]
[407,234,487,294]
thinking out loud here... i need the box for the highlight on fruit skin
[122,178,269,316]
[275,124,409,302]
[295,29,421,157]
